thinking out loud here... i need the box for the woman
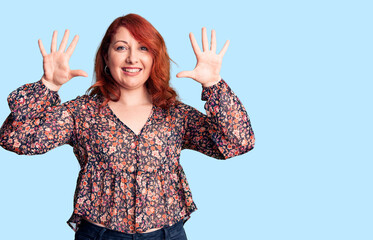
[0,13,254,239]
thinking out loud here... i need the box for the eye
[140,46,148,51]
[116,46,127,51]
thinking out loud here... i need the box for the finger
[189,32,201,56]
[51,30,58,52]
[201,27,209,52]
[38,39,47,57]
[218,40,230,57]
[176,70,195,79]
[210,29,216,52]
[66,35,79,58]
[70,69,88,78]
[59,29,70,52]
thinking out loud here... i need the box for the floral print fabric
[0,78,254,233]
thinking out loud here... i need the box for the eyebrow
[113,40,142,44]
[113,40,128,44]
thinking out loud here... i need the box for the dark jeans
[74,219,188,240]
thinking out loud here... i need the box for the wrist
[41,77,61,92]
[202,76,222,88]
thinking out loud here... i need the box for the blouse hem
[67,205,197,234]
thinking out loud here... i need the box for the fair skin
[38,26,229,233]
[105,27,154,135]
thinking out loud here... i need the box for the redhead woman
[0,13,254,240]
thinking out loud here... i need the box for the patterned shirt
[0,78,255,233]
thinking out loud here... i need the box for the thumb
[176,70,194,79]
[70,69,88,78]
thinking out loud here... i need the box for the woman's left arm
[178,28,255,159]
[181,79,255,159]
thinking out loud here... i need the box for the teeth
[124,68,141,73]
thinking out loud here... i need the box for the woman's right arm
[0,29,87,155]
[0,80,76,155]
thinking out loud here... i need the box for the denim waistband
[76,219,185,240]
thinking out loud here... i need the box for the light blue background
[0,0,372,239]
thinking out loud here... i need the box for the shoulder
[168,101,193,114]
[167,101,202,119]
[63,94,103,116]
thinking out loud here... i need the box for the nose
[126,49,139,64]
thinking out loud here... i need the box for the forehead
[112,26,138,43]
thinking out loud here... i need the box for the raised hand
[176,27,229,87]
[38,30,88,91]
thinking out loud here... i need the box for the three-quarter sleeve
[182,79,255,159]
[0,80,76,155]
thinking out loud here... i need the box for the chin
[120,81,147,90]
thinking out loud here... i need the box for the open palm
[38,30,87,91]
[177,27,229,87]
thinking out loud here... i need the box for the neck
[115,85,152,107]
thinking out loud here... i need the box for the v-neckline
[106,104,155,137]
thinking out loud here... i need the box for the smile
[122,68,142,73]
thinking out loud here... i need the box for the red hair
[87,13,179,109]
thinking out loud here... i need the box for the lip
[122,67,142,76]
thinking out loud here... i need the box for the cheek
[107,52,124,68]
[144,56,153,70]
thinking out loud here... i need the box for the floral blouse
[0,78,254,234]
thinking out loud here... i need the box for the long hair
[87,13,179,109]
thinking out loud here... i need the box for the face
[106,27,153,91]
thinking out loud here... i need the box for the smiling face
[105,27,153,91]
